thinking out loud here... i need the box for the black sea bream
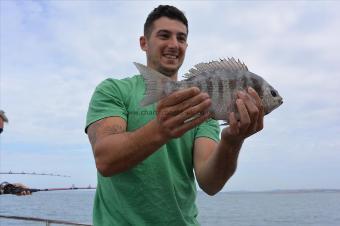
[134,58,283,123]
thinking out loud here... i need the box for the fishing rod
[0,182,95,195]
[0,171,70,177]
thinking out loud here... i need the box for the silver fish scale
[180,68,262,120]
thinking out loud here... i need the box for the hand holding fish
[155,87,211,139]
[221,87,264,146]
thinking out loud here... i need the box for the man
[85,5,264,225]
[0,110,31,195]
[0,182,31,196]
[0,110,8,134]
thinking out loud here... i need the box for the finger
[157,108,173,122]
[247,87,261,106]
[164,98,211,127]
[235,99,250,132]
[159,92,209,121]
[238,91,259,131]
[238,90,258,115]
[158,87,200,108]
[166,92,210,116]
[171,112,211,137]
[248,87,264,131]
[228,112,239,135]
[221,112,239,140]
[156,88,202,122]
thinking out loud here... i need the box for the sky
[0,0,339,191]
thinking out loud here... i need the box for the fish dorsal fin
[183,57,249,79]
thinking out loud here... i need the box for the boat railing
[0,214,92,226]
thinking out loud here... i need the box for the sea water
[0,190,339,226]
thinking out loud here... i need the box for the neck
[147,65,178,81]
[168,73,178,81]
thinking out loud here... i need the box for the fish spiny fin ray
[183,57,249,79]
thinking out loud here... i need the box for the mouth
[163,54,178,60]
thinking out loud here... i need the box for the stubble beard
[158,65,179,77]
[148,56,181,77]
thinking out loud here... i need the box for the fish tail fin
[134,62,170,107]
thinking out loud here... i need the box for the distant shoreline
[25,188,340,194]
[218,189,340,194]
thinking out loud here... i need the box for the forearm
[94,119,167,176]
[90,88,212,177]
[197,139,243,195]
[196,88,265,195]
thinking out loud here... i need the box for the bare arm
[87,87,211,177]
[87,116,166,176]
[194,87,264,195]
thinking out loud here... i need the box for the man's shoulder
[96,74,142,90]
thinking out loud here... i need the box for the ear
[139,36,148,52]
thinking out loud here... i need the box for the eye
[177,35,187,43]
[157,31,170,39]
[159,34,169,39]
[270,90,277,97]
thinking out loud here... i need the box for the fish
[134,57,283,123]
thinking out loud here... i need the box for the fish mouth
[279,98,283,105]
[270,98,283,112]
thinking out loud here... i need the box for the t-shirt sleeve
[85,79,128,133]
[195,118,220,142]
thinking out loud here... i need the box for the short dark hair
[144,5,188,38]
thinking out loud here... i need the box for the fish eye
[270,90,277,97]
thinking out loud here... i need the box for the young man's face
[140,17,188,77]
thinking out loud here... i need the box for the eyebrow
[156,29,187,38]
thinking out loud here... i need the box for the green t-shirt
[85,75,220,226]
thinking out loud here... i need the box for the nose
[167,36,179,48]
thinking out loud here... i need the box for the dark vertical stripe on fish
[206,78,214,98]
[196,81,202,92]
[238,75,248,89]
[251,77,263,98]
[218,78,224,104]
[229,79,237,90]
